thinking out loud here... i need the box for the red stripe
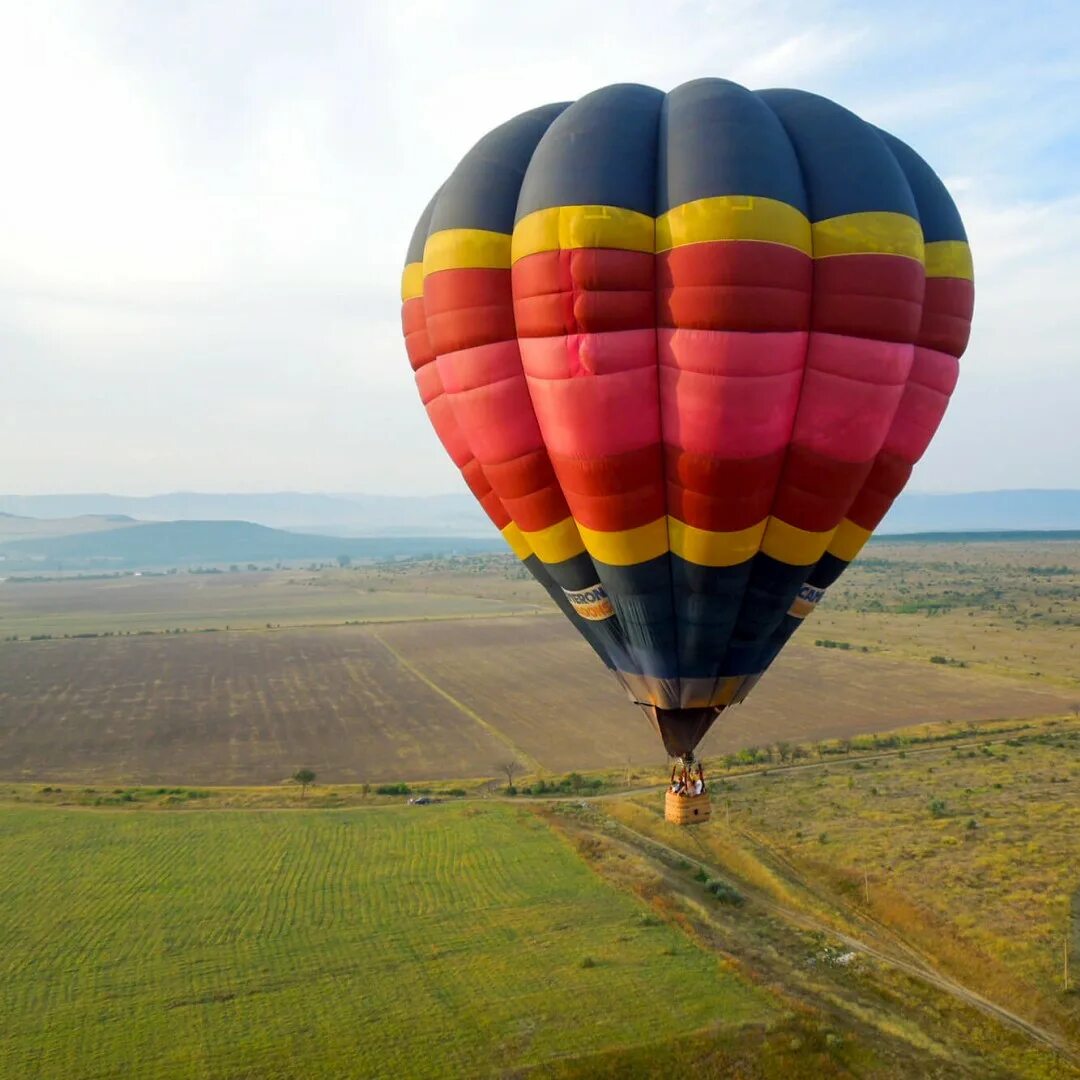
[770,445,874,532]
[401,297,434,371]
[919,277,974,357]
[547,446,665,531]
[424,268,516,354]
[483,451,570,533]
[846,452,911,531]
[657,241,811,332]
[513,249,654,337]
[666,448,786,532]
[812,254,924,343]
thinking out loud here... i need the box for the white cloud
[0,0,1077,494]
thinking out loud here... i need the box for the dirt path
[367,629,543,773]
[606,816,1080,1070]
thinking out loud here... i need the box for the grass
[0,802,775,1079]
[611,717,1080,1053]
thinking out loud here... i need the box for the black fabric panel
[515,83,665,219]
[429,103,569,235]
[659,79,808,213]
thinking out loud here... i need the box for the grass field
[1,542,1077,1076]
[0,803,780,1079]
[599,717,1080,1071]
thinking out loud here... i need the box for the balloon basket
[665,789,711,826]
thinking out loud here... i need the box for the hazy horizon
[3,2,1078,496]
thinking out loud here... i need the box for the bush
[706,880,745,906]
[693,867,709,883]
[375,783,411,796]
[929,798,948,818]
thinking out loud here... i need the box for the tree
[293,768,316,799]
[497,761,522,791]
[337,554,352,568]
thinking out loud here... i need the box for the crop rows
[0,804,770,1078]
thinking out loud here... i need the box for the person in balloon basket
[692,764,706,797]
[669,766,687,796]
[670,762,707,798]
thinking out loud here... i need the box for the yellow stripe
[520,516,586,564]
[400,262,423,302]
[812,211,924,262]
[760,517,836,566]
[422,228,511,277]
[826,518,873,562]
[925,240,973,281]
[511,205,653,263]
[668,518,767,567]
[577,517,668,566]
[500,522,533,561]
[655,195,812,255]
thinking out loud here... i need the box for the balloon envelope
[400,79,973,756]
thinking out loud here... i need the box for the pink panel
[880,346,959,461]
[423,390,471,468]
[525,367,661,458]
[793,334,914,463]
[658,329,806,458]
[519,329,657,380]
[444,374,546,465]
[436,339,523,394]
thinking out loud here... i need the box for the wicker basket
[664,789,711,826]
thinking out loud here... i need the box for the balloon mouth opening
[641,705,723,758]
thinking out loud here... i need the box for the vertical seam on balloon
[715,93,817,685]
[512,135,633,652]
[654,90,683,715]
[805,130,924,583]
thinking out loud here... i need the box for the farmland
[0,802,779,1079]
[0,541,1077,785]
[2,730,1079,1076]
[1,532,1078,1077]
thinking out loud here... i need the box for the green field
[0,804,774,1079]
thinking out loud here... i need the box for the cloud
[0,0,1076,494]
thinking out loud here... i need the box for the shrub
[375,783,411,796]
[706,880,745,906]
[693,867,709,883]
[929,798,947,818]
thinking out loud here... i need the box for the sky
[1,0,1077,496]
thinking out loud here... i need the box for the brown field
[0,614,1073,785]
[0,563,544,637]
[0,540,1076,786]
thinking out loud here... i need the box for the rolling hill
[0,519,503,570]
[3,489,1079,536]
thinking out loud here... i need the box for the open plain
[1,540,1078,1076]
[0,540,1077,785]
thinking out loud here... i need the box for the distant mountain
[0,513,138,541]
[879,490,1080,533]
[0,492,489,536]
[0,520,503,571]
[2,489,1078,538]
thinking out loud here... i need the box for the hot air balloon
[400,79,973,824]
